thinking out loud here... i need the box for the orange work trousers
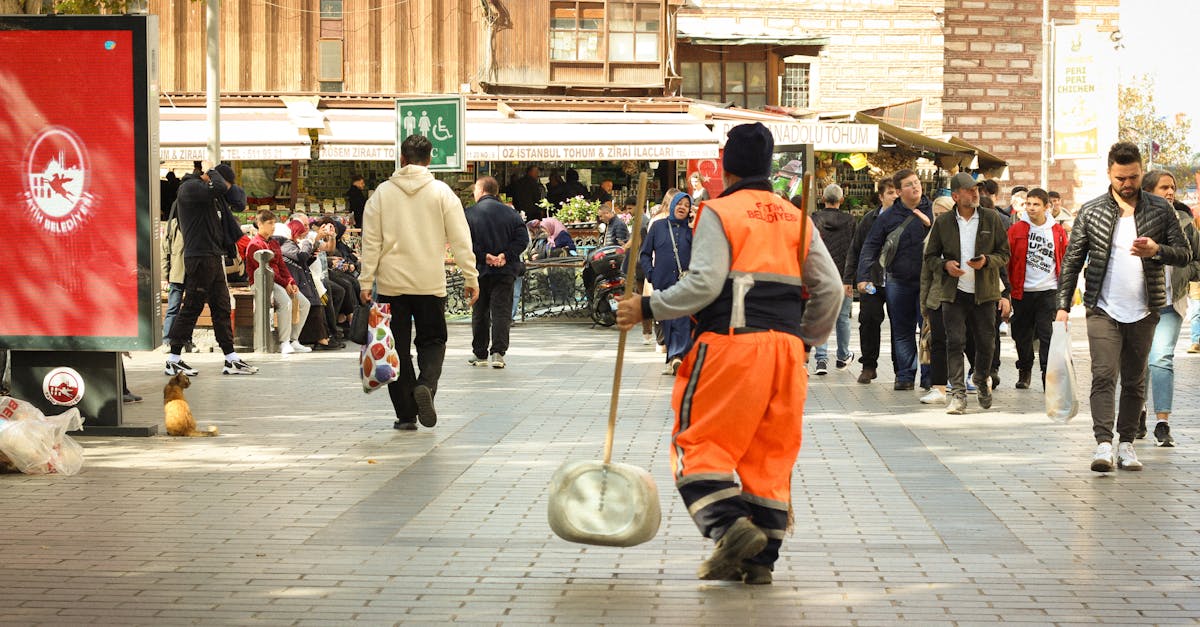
[671,329,807,567]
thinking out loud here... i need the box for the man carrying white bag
[1054,143,1192,473]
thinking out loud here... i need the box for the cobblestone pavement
[1,310,1199,625]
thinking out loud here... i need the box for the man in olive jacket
[924,172,1010,414]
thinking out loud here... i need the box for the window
[318,39,343,82]
[782,62,810,109]
[680,61,767,109]
[319,0,342,19]
[551,2,604,62]
[608,3,658,63]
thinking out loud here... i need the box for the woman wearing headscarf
[538,217,576,256]
[640,191,693,374]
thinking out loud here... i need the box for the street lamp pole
[1040,0,1050,190]
[206,0,220,165]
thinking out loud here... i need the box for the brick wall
[678,0,946,135]
[942,0,1119,207]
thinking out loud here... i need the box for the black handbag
[349,301,371,345]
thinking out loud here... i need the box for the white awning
[158,107,311,161]
[315,108,720,162]
[676,15,829,46]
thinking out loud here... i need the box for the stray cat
[163,373,218,437]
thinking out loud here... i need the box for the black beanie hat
[723,122,774,178]
[215,163,236,184]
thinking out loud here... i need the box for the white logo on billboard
[22,127,94,235]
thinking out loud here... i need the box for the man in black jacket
[811,184,857,374]
[166,168,258,377]
[844,179,898,383]
[1056,142,1191,473]
[857,169,933,390]
[544,168,589,209]
[508,165,545,220]
[465,176,530,369]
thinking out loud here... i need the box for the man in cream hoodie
[359,135,479,431]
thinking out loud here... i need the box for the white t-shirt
[1022,218,1058,292]
[1097,215,1149,323]
[956,210,980,294]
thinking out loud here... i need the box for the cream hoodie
[359,164,478,297]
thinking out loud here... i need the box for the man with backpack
[855,169,933,390]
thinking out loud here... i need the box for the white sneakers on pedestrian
[281,341,295,355]
[1116,442,1143,471]
[1091,442,1115,472]
[291,340,312,353]
[920,388,946,405]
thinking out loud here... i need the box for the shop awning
[314,108,720,161]
[158,107,311,161]
[948,136,1009,176]
[676,15,829,46]
[691,104,879,152]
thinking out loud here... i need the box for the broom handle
[797,173,812,281]
[603,172,649,465]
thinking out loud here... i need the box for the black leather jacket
[1055,189,1192,312]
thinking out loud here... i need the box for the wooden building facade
[152,0,684,97]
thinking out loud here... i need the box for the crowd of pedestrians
[820,142,1197,471]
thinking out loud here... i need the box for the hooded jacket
[359,164,478,297]
[811,204,856,277]
[175,170,234,259]
[640,194,693,291]
[1056,188,1191,312]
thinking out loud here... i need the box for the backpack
[879,215,915,270]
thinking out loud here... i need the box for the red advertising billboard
[0,16,158,350]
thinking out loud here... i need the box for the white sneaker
[1117,442,1143,471]
[291,340,312,353]
[280,341,295,355]
[1090,442,1115,472]
[642,334,654,346]
[920,388,946,404]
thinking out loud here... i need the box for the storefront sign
[160,145,311,161]
[1052,24,1117,160]
[467,143,718,162]
[315,144,397,161]
[713,120,879,153]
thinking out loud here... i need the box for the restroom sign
[395,96,465,172]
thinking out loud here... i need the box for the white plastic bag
[0,396,85,475]
[1044,321,1079,422]
[360,302,401,393]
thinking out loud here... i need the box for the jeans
[161,282,185,342]
[815,294,853,362]
[883,278,921,383]
[943,290,996,397]
[857,286,887,370]
[379,294,447,422]
[472,274,516,358]
[1085,307,1159,443]
[1147,306,1182,415]
[661,316,693,361]
[1187,297,1200,343]
[511,275,523,320]
[169,256,235,355]
[1011,290,1056,375]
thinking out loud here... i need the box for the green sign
[395,96,465,172]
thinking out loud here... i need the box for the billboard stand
[8,351,158,437]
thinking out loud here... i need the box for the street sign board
[395,96,465,172]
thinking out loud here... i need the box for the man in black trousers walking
[465,176,529,369]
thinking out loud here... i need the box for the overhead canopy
[948,136,1009,177]
[158,106,311,161]
[315,108,720,162]
[676,15,829,46]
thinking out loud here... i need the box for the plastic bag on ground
[0,396,85,475]
[1044,321,1079,422]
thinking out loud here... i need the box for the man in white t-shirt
[1006,189,1068,389]
[1055,142,1193,473]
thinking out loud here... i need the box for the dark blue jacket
[640,215,692,290]
[465,195,530,277]
[856,196,933,286]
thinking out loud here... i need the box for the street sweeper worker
[616,122,841,585]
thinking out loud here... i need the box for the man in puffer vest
[1056,142,1192,473]
[616,123,841,585]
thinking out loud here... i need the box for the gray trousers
[1085,307,1159,444]
[943,290,996,398]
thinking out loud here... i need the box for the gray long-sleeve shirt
[648,208,843,348]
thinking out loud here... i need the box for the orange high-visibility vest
[694,188,812,338]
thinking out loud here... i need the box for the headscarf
[541,217,567,247]
[665,191,691,226]
[287,219,307,241]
